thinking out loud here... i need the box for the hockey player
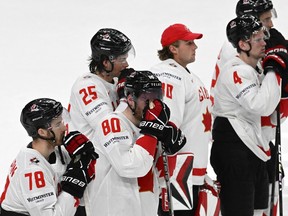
[0,98,98,216]
[150,23,212,215]
[83,71,186,216]
[68,28,135,139]
[210,14,288,216]
[211,0,284,105]
[210,1,288,215]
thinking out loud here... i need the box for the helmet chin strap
[37,130,65,165]
[127,94,138,115]
[37,129,56,143]
[242,42,252,57]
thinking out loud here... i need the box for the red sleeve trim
[136,135,157,156]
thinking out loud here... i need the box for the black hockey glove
[139,99,170,139]
[159,121,186,154]
[63,131,95,158]
[262,51,288,98]
[61,152,98,198]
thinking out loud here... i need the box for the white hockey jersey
[151,59,212,185]
[0,146,76,216]
[210,39,237,106]
[83,108,159,216]
[68,72,119,138]
[212,56,281,161]
[211,40,288,153]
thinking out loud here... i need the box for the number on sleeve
[79,86,98,105]
[162,83,174,99]
[233,71,242,84]
[24,171,46,190]
[101,118,121,136]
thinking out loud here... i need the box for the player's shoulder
[10,148,50,179]
[94,112,135,148]
[221,57,254,81]
[269,28,284,38]
[72,72,104,89]
[151,59,186,82]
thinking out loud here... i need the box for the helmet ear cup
[20,98,63,137]
[90,28,132,62]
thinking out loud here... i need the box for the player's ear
[239,39,250,51]
[37,128,48,137]
[168,44,178,55]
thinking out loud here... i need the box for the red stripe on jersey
[192,168,207,176]
[0,176,10,203]
[261,116,276,128]
[74,197,80,207]
[135,135,157,156]
[257,145,271,157]
[280,98,288,118]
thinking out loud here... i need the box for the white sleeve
[227,66,280,116]
[19,167,77,216]
[95,115,157,178]
[150,64,186,128]
[69,77,114,131]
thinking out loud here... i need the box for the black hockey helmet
[253,0,273,14]
[236,0,255,17]
[116,68,135,99]
[90,28,134,62]
[236,0,273,17]
[226,14,265,48]
[124,71,163,100]
[20,98,63,137]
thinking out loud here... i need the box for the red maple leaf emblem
[202,107,212,132]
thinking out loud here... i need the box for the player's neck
[123,106,140,126]
[32,139,55,160]
[98,72,114,83]
[239,53,259,69]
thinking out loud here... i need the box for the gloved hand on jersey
[139,99,170,139]
[61,152,97,198]
[63,131,96,158]
[159,121,186,154]
[262,51,288,98]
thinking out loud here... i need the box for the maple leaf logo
[202,107,211,132]
[30,157,40,164]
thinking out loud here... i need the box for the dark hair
[157,41,180,61]
[88,55,110,74]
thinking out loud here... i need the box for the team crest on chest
[30,157,40,164]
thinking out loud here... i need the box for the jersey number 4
[233,71,242,84]
[25,171,46,190]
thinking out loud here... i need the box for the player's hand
[160,121,186,154]
[263,51,288,75]
[262,51,288,97]
[63,131,95,158]
[61,152,98,198]
[139,99,170,139]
